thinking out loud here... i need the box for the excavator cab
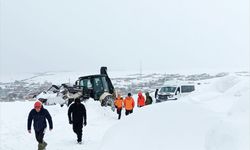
[77,74,113,100]
[74,67,115,107]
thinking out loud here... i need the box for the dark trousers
[35,129,45,143]
[73,122,83,142]
[125,109,133,116]
[117,108,122,119]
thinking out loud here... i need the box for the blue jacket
[27,107,53,131]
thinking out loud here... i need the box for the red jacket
[137,92,145,107]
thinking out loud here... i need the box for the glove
[84,122,87,126]
[69,120,73,124]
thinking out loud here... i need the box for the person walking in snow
[114,94,123,120]
[155,89,159,99]
[27,101,53,150]
[137,91,145,107]
[145,92,153,105]
[68,98,87,144]
[124,93,135,116]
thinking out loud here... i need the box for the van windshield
[160,87,177,93]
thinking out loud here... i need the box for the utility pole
[140,61,142,80]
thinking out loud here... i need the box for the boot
[41,141,47,149]
[77,141,82,144]
[38,143,43,150]
[43,141,47,148]
[38,141,47,150]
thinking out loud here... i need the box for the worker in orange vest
[124,93,135,116]
[137,91,145,107]
[114,94,123,120]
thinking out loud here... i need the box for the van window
[181,85,195,93]
[160,87,176,93]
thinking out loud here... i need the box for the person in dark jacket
[68,98,87,144]
[145,92,153,105]
[27,101,53,150]
[155,89,159,99]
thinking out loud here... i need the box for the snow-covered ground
[100,73,249,150]
[0,72,249,150]
[0,100,118,150]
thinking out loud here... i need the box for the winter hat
[75,98,81,103]
[34,101,42,108]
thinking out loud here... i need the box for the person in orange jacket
[123,93,135,116]
[114,94,123,120]
[137,91,145,107]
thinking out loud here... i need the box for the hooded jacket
[27,107,53,131]
[145,92,153,105]
[68,102,87,124]
[137,92,145,107]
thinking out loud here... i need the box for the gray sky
[0,0,249,74]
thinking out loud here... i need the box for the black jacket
[27,107,53,131]
[145,95,153,105]
[68,102,87,124]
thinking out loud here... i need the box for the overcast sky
[0,0,249,74]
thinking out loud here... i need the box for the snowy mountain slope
[0,71,91,85]
[0,73,249,150]
[0,69,240,84]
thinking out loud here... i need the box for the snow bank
[0,73,249,150]
[100,101,219,150]
[99,74,250,150]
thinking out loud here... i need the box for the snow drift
[99,73,249,150]
[0,73,249,150]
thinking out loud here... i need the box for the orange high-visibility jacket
[137,95,145,107]
[124,96,135,110]
[115,98,123,109]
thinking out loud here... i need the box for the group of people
[27,92,153,149]
[27,98,87,150]
[114,91,153,120]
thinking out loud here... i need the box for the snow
[0,100,118,150]
[100,73,249,150]
[0,72,249,150]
